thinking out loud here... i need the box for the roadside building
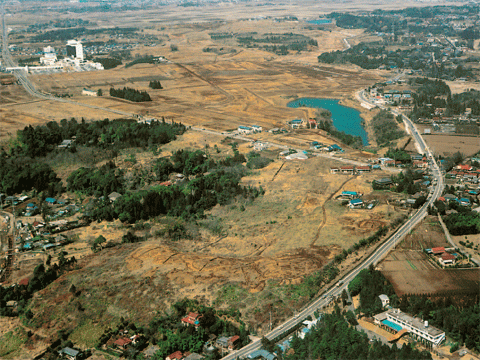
[216,336,229,349]
[247,349,277,360]
[228,335,240,350]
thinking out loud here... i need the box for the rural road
[220,91,444,360]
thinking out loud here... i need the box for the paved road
[222,91,444,359]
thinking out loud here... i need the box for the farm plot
[381,250,480,296]
[397,217,451,251]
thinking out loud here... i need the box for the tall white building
[66,40,83,60]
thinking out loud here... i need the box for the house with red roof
[19,278,29,286]
[340,166,354,174]
[356,166,371,173]
[114,338,132,349]
[228,335,240,350]
[181,312,202,328]
[440,253,456,266]
[456,164,473,171]
[166,351,184,360]
[431,247,445,255]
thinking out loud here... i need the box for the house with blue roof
[45,197,56,205]
[341,191,359,199]
[458,198,471,206]
[247,349,277,360]
[238,126,253,134]
[327,144,343,152]
[348,199,363,209]
[289,119,303,129]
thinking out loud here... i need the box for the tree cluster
[371,110,405,146]
[93,57,122,69]
[348,265,397,316]
[67,161,124,197]
[0,153,62,195]
[149,80,163,89]
[443,211,480,235]
[14,118,185,159]
[88,149,263,223]
[109,87,151,102]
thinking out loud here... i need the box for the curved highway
[222,93,444,359]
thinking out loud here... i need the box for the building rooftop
[388,309,444,337]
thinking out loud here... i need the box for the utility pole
[270,310,272,332]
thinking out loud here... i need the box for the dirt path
[271,161,286,181]
[311,175,357,246]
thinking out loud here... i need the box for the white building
[238,126,253,134]
[379,294,389,307]
[386,309,445,346]
[40,46,57,65]
[66,40,84,60]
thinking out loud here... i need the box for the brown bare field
[382,264,480,297]
[404,129,480,157]
[396,217,451,251]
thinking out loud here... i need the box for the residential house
[330,167,340,174]
[373,178,393,188]
[356,165,371,173]
[82,88,98,96]
[238,126,253,134]
[340,191,359,199]
[289,119,303,129]
[456,164,473,171]
[166,351,184,360]
[251,125,262,133]
[348,199,363,209]
[458,198,471,207]
[216,336,230,349]
[184,354,204,360]
[228,335,240,350]
[108,192,122,202]
[431,247,445,255]
[327,144,343,152]
[247,349,277,360]
[181,312,202,328]
[379,294,390,307]
[440,252,456,266]
[114,337,132,349]
[59,347,81,360]
[143,345,160,359]
[45,197,56,205]
[340,166,354,174]
[443,194,457,202]
[58,139,74,149]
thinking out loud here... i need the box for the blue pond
[307,19,332,25]
[287,97,369,145]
